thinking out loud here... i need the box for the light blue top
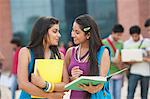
[19,49,34,99]
[91,46,112,99]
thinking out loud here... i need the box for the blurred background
[0,0,150,70]
[0,0,150,99]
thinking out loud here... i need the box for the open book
[65,68,128,91]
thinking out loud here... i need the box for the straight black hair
[129,25,141,35]
[75,14,103,76]
[112,24,124,33]
[144,18,150,27]
[27,17,61,59]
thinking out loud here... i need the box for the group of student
[17,15,111,99]
[16,14,150,99]
[103,19,150,99]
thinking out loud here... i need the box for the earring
[87,37,90,40]
[86,33,90,40]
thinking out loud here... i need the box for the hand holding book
[65,68,128,91]
[32,59,64,98]
[78,82,104,94]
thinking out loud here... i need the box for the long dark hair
[27,16,61,59]
[75,14,103,76]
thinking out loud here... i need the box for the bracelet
[42,81,48,90]
[42,81,52,92]
[42,81,48,92]
[46,82,52,92]
[49,82,55,92]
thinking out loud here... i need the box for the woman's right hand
[71,66,83,79]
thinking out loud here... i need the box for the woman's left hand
[78,83,104,94]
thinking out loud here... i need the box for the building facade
[0,0,150,70]
[0,0,12,69]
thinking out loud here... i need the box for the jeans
[127,73,149,99]
[10,74,18,99]
[110,78,123,99]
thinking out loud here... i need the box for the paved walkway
[121,77,148,99]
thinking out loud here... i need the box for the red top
[11,48,21,75]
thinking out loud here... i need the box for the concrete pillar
[0,0,13,70]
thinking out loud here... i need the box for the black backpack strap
[138,39,144,49]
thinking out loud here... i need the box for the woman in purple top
[62,14,111,99]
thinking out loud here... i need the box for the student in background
[62,14,111,99]
[102,24,124,99]
[143,18,150,62]
[124,25,150,99]
[17,17,65,99]
[9,36,22,99]
[144,17,150,96]
[143,18,150,96]
[144,18,150,35]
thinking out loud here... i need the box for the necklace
[77,44,89,62]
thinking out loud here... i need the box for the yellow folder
[32,59,64,98]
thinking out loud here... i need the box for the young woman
[62,14,111,99]
[17,17,65,99]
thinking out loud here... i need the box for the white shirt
[123,36,150,76]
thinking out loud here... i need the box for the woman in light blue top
[17,17,65,99]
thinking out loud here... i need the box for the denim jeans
[10,74,18,99]
[110,78,123,99]
[127,73,149,99]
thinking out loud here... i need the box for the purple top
[68,47,90,99]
